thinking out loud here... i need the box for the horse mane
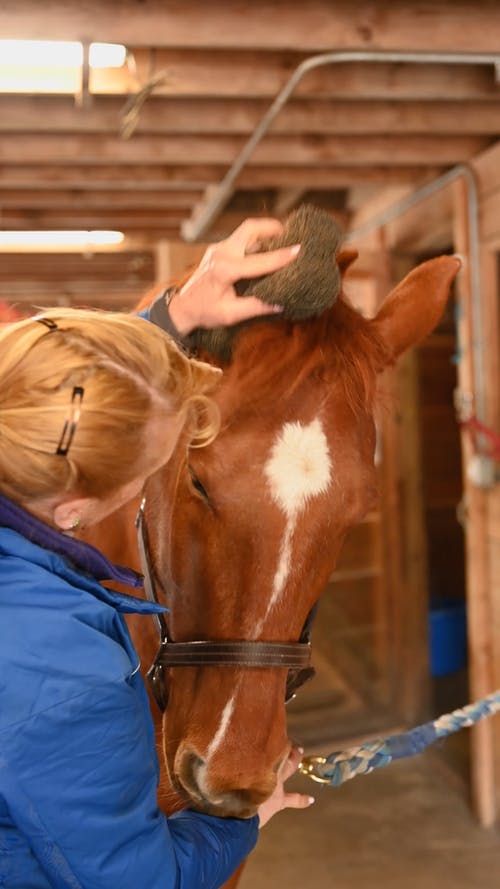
[136,280,390,418]
[220,294,392,419]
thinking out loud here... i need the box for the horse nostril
[178,750,206,802]
[176,747,271,817]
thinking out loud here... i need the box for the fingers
[170,217,299,334]
[281,791,315,811]
[222,297,281,325]
[227,217,284,253]
[238,245,301,281]
[279,746,303,781]
[257,746,314,827]
[279,749,315,812]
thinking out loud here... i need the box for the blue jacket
[0,495,258,888]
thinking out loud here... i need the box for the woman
[0,219,312,889]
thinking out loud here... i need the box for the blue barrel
[429,600,467,677]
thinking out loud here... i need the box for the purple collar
[0,494,143,589]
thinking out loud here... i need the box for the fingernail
[298,747,304,756]
[308,796,316,805]
[290,244,301,255]
[272,305,283,313]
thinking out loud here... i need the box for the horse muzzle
[173,744,276,818]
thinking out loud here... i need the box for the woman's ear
[53,497,92,531]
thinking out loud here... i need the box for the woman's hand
[257,747,315,828]
[168,218,301,335]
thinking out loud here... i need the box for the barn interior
[1,3,500,886]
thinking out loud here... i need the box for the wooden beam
[4,95,500,135]
[0,207,348,236]
[0,133,489,165]
[0,252,155,281]
[0,289,143,310]
[452,177,497,828]
[122,49,500,101]
[472,140,500,196]
[2,1,500,52]
[0,164,445,190]
[0,281,150,296]
[155,239,205,281]
[348,181,457,254]
[480,187,500,244]
[4,55,500,103]
[0,209,186,230]
[273,188,307,216]
[383,189,454,253]
[0,165,216,189]
[0,189,202,209]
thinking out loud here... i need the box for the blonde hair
[0,308,221,504]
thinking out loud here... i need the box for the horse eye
[188,467,209,503]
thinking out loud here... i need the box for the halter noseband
[135,497,315,712]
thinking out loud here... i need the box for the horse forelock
[221,296,390,418]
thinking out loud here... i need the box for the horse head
[140,242,460,818]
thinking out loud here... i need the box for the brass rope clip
[298,754,331,784]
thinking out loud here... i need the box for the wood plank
[349,179,456,253]
[472,140,500,196]
[1,290,142,310]
[0,164,443,190]
[0,189,202,209]
[453,177,497,827]
[0,252,155,281]
[480,186,500,244]
[0,133,488,166]
[123,50,500,100]
[4,94,500,134]
[2,1,500,52]
[0,209,186,229]
[396,349,431,723]
[0,164,217,189]
[383,189,454,252]
[480,248,500,431]
[491,488,500,544]
[5,55,500,103]
[155,239,205,281]
[0,208,346,239]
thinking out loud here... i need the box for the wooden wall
[469,142,500,824]
[417,292,465,608]
[347,138,500,825]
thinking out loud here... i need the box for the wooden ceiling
[1,0,500,312]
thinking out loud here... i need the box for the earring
[70,517,81,530]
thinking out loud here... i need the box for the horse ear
[337,248,359,274]
[372,255,461,364]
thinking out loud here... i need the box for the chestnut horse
[89,250,460,822]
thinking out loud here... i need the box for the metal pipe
[346,163,486,426]
[180,49,498,439]
[181,50,500,242]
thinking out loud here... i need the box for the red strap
[461,415,500,460]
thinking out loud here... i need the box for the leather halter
[135,497,315,712]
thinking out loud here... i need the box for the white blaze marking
[201,419,331,779]
[261,418,331,622]
[205,693,236,764]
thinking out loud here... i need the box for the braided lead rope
[299,689,500,786]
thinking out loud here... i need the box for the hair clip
[35,317,58,331]
[56,386,84,456]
